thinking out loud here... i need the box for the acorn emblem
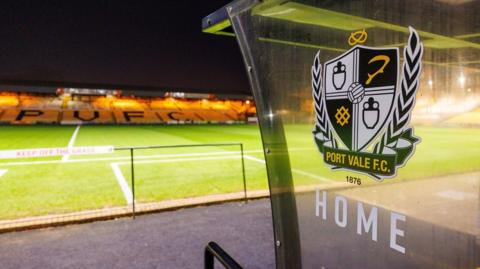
[362,97,380,129]
[332,61,346,90]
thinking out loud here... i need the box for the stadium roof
[0,1,250,95]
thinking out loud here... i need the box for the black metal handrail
[204,241,243,269]
[115,142,243,151]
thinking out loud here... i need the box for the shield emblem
[323,45,399,151]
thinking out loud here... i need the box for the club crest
[312,27,423,180]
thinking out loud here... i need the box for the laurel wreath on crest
[312,27,423,158]
[312,51,337,150]
[373,27,423,154]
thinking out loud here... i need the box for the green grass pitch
[0,124,478,220]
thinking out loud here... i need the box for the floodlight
[458,74,466,86]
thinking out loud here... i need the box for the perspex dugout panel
[203,1,480,268]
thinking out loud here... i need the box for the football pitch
[0,124,479,221]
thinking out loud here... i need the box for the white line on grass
[109,153,331,204]
[115,155,241,166]
[290,169,334,183]
[110,163,133,204]
[110,155,241,204]
[62,125,81,162]
[0,169,7,178]
[0,150,250,166]
[243,155,265,163]
[244,155,333,183]
[0,147,313,167]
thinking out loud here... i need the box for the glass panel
[230,0,480,267]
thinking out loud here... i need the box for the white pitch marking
[110,155,241,204]
[62,125,81,162]
[0,150,251,166]
[436,190,476,201]
[110,163,133,204]
[0,169,7,178]
[115,155,241,166]
[290,169,334,183]
[244,155,333,183]
[243,155,266,163]
[0,147,314,167]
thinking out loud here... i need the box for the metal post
[240,143,247,204]
[204,241,243,269]
[204,247,214,269]
[130,148,136,219]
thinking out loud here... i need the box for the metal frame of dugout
[116,143,247,219]
[203,0,480,269]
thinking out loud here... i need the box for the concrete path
[0,199,275,269]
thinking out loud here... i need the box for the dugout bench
[202,0,480,268]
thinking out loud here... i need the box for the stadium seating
[61,110,114,124]
[113,110,163,124]
[0,93,19,108]
[1,109,60,124]
[0,91,254,125]
[156,110,202,123]
[150,98,180,110]
[412,95,480,126]
[443,108,480,126]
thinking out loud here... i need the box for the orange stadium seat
[112,100,142,110]
[184,100,203,110]
[92,96,114,110]
[19,96,59,109]
[223,110,243,121]
[0,94,19,107]
[170,100,189,110]
[1,109,60,124]
[191,110,231,122]
[150,98,180,110]
[61,110,114,124]
[113,110,163,124]
[155,110,202,123]
[209,102,230,111]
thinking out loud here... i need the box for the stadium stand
[113,110,163,124]
[150,98,180,110]
[1,109,60,124]
[0,93,19,108]
[0,91,255,125]
[443,107,480,126]
[191,109,232,123]
[156,110,203,123]
[4,90,479,127]
[412,95,480,126]
[61,110,114,124]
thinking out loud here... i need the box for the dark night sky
[0,1,250,94]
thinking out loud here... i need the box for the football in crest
[347,82,365,104]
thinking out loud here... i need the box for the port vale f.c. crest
[312,27,423,180]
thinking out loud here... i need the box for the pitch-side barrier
[0,142,249,231]
[115,143,248,218]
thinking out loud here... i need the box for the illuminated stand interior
[203,0,479,268]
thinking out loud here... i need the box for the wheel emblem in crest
[312,27,423,180]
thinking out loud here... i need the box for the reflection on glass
[231,0,480,267]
